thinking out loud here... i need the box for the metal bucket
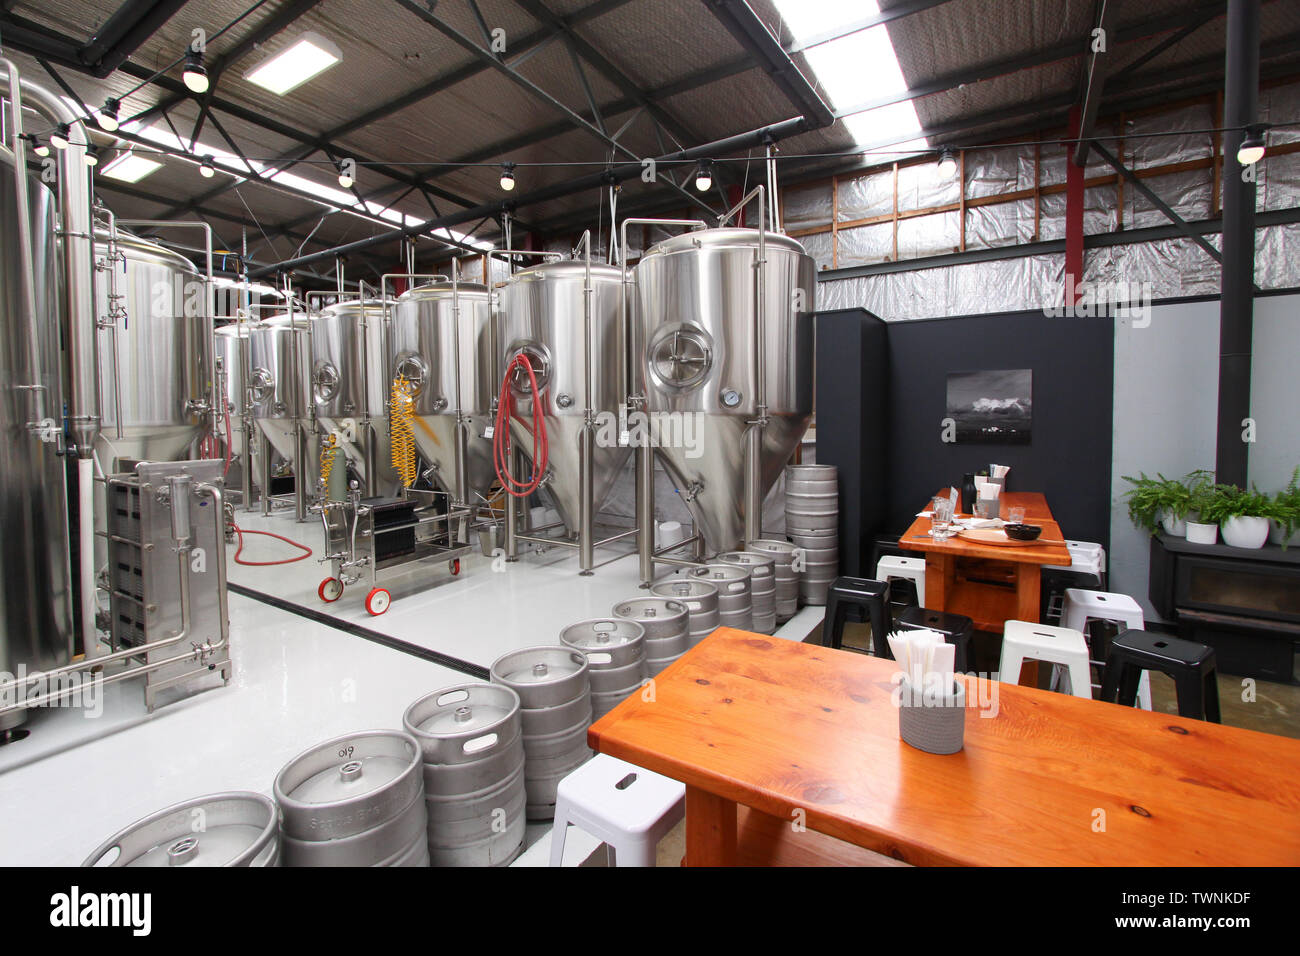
[561,619,647,721]
[610,597,689,676]
[650,578,720,647]
[274,729,427,867]
[716,550,777,634]
[749,539,800,622]
[490,646,593,820]
[403,683,527,867]
[691,563,753,632]
[84,792,279,867]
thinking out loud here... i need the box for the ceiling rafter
[112,0,637,241]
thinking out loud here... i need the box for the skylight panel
[245,33,342,96]
[772,0,927,150]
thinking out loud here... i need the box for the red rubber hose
[230,523,313,566]
[493,353,549,498]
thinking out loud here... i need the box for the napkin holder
[897,676,966,755]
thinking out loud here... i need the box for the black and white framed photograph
[946,369,1033,444]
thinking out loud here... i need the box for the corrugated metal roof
[4,0,1296,273]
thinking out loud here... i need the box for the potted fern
[1271,467,1300,547]
[1184,481,1221,545]
[1121,470,1210,537]
[1198,483,1277,549]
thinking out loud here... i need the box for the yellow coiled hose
[319,433,341,499]
[390,375,417,489]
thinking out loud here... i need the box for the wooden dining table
[588,627,1300,866]
[896,491,1071,633]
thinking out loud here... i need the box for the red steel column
[1065,105,1085,305]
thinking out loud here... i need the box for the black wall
[814,309,889,575]
[882,309,1114,548]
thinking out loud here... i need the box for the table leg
[1016,563,1042,686]
[1015,563,1041,624]
[684,786,737,866]
[925,552,955,610]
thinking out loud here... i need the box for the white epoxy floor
[225,505,821,668]
[1,503,821,867]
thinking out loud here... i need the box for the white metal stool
[875,555,926,608]
[999,620,1093,699]
[1061,588,1151,709]
[549,754,685,867]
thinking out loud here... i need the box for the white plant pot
[1185,521,1218,545]
[1220,515,1270,549]
[1269,519,1300,547]
[1159,511,1186,537]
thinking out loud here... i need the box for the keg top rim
[560,618,645,649]
[81,791,276,868]
[489,645,587,685]
[650,578,718,598]
[694,563,750,580]
[611,597,688,621]
[404,683,519,737]
[273,729,420,808]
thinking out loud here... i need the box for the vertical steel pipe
[1216,0,1260,489]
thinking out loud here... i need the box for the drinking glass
[1007,505,1026,525]
[931,496,955,540]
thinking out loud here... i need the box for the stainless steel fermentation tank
[93,221,214,470]
[214,320,253,491]
[0,89,75,728]
[0,63,98,724]
[499,242,636,573]
[630,192,815,579]
[247,313,316,518]
[0,62,231,730]
[311,298,400,498]
[385,277,499,506]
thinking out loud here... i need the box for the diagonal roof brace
[702,0,835,129]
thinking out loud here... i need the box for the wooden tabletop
[589,628,1300,866]
[898,491,1071,567]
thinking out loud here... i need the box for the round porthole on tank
[647,324,713,391]
[248,367,275,405]
[393,353,428,396]
[505,340,551,395]
[312,361,341,403]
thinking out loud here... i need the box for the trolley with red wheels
[314,490,473,615]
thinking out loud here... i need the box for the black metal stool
[892,605,976,674]
[1100,630,1221,723]
[1039,567,1103,624]
[823,577,890,652]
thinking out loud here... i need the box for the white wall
[1109,293,1300,620]
[1249,295,1300,493]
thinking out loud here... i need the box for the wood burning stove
[1149,534,1300,683]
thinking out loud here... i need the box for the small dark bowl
[1004,523,1042,541]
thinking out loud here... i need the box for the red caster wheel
[318,577,343,603]
[364,587,391,616]
[449,558,461,576]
